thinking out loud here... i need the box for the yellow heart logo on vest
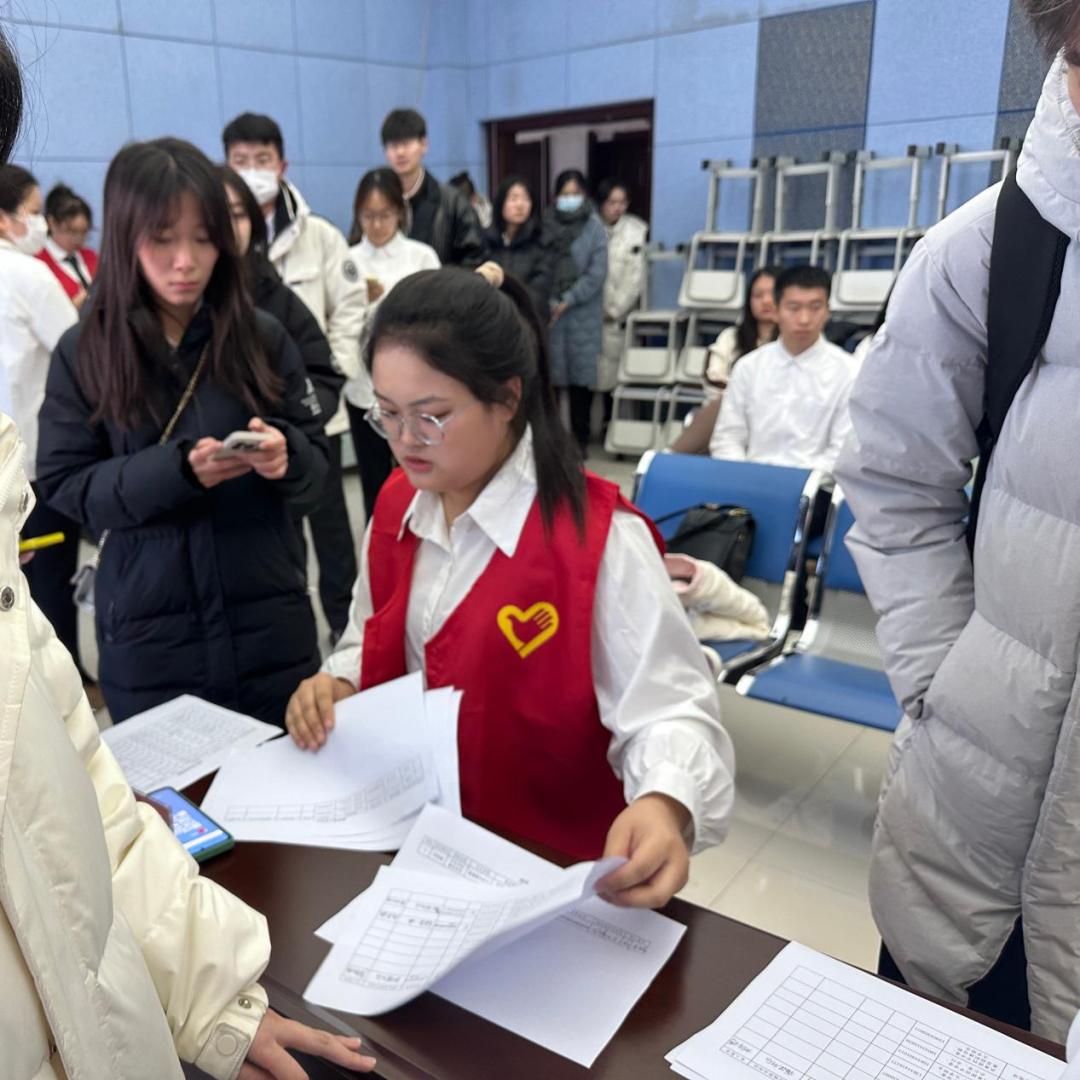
[496,602,560,659]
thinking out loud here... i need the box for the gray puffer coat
[835,57,1080,1040]
[547,212,608,388]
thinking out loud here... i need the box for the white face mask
[239,168,280,207]
[11,212,47,255]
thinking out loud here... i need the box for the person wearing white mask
[223,112,368,645]
[0,163,83,678]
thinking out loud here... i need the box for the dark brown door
[493,134,549,214]
[487,100,653,222]
[588,128,652,223]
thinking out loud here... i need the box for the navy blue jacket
[36,306,329,725]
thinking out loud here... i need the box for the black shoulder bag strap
[968,171,1069,552]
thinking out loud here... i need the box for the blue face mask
[556,193,584,213]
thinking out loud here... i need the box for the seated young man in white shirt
[709,264,856,472]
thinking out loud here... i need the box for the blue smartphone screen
[148,787,231,859]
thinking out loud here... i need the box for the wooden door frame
[486,99,654,207]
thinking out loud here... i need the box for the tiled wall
[2,0,1049,248]
[1,0,457,238]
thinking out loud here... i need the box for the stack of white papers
[311,804,686,1067]
[101,695,281,792]
[200,674,461,851]
[667,942,1064,1080]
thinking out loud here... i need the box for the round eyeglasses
[365,402,470,447]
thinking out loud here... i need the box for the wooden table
[185,779,1064,1079]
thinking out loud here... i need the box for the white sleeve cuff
[192,982,268,1080]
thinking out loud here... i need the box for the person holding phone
[284,268,735,909]
[346,166,439,518]
[0,30,374,1080]
[35,137,330,726]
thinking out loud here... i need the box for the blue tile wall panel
[296,55,369,163]
[301,163,371,236]
[488,54,568,118]
[213,0,295,51]
[119,0,214,42]
[656,0,758,34]
[294,0,368,60]
[486,0,569,63]
[566,40,656,110]
[124,37,222,151]
[656,22,759,144]
[568,1,658,49]
[362,0,429,66]
[867,0,1009,126]
[423,66,470,164]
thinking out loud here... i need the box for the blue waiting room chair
[735,490,902,731]
[633,452,830,682]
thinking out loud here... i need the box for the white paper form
[101,695,281,793]
[318,805,686,1067]
[419,688,461,816]
[667,942,1064,1080]
[304,855,622,1017]
[200,674,439,846]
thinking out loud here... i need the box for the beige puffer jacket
[0,413,271,1080]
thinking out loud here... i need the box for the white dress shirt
[43,236,90,290]
[709,335,858,471]
[344,231,440,409]
[0,240,78,479]
[323,427,736,852]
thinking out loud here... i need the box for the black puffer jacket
[486,217,554,321]
[36,306,329,725]
[252,255,343,422]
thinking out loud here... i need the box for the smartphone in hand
[211,430,274,461]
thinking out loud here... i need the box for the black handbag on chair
[652,503,755,583]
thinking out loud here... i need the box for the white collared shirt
[709,335,858,471]
[44,236,90,289]
[344,231,440,409]
[323,428,735,851]
[0,240,78,479]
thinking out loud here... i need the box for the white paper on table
[101,695,281,793]
[304,854,623,1017]
[421,688,461,815]
[318,805,686,1067]
[201,674,438,846]
[666,941,1064,1080]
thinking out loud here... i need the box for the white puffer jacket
[269,180,369,437]
[835,57,1080,1040]
[0,413,271,1079]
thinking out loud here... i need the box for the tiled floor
[82,441,890,971]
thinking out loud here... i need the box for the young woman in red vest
[285,267,734,908]
[36,183,97,308]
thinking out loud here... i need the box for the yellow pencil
[18,532,65,553]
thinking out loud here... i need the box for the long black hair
[0,27,21,166]
[735,266,781,360]
[492,174,536,235]
[348,166,406,246]
[0,163,35,213]
[79,137,282,430]
[365,267,585,531]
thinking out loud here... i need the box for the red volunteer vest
[361,468,662,860]
[36,246,98,300]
